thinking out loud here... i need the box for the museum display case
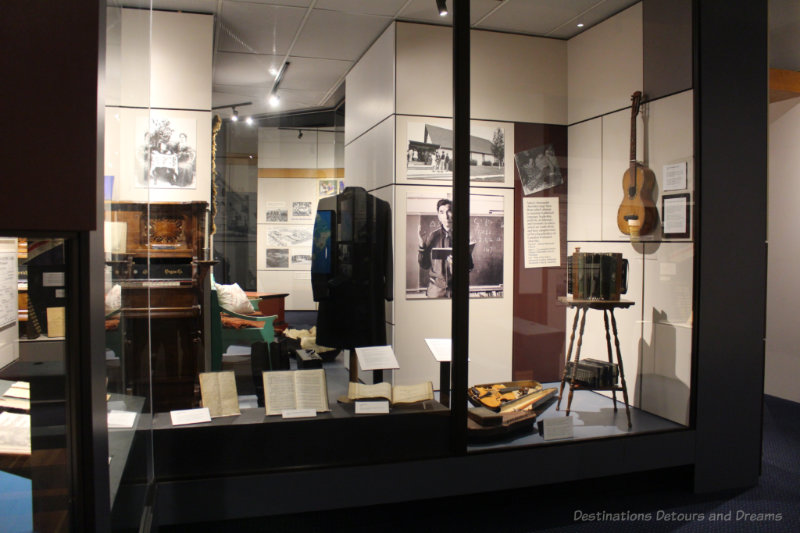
[0,0,769,530]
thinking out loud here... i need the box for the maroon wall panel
[0,1,101,232]
[512,123,568,382]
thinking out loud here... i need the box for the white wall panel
[150,11,213,110]
[0,239,19,369]
[471,30,567,124]
[395,23,451,118]
[567,118,602,241]
[392,186,514,387]
[396,22,566,124]
[345,23,396,145]
[639,321,692,425]
[119,9,213,110]
[766,99,800,402]
[344,116,395,190]
[567,3,643,124]
[257,270,315,311]
[646,90,694,240]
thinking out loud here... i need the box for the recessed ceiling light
[577,23,584,28]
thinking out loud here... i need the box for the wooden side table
[556,296,633,428]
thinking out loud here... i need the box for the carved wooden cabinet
[105,202,212,411]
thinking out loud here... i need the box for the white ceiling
[124,0,798,121]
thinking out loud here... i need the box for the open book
[347,381,434,405]
[199,371,240,418]
[263,369,330,416]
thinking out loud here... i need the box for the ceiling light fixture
[577,23,585,28]
[436,0,448,16]
[298,130,303,140]
[268,61,291,109]
[269,66,279,76]
[245,116,253,125]
[231,108,239,122]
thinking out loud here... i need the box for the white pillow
[105,284,121,315]
[215,283,254,315]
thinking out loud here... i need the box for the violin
[617,91,657,236]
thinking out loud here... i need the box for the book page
[294,369,329,412]
[391,381,434,404]
[348,381,392,402]
[199,371,240,418]
[263,371,298,415]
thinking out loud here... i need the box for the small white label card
[42,271,65,287]
[542,415,574,441]
[663,161,688,191]
[107,410,137,429]
[355,345,400,371]
[170,407,212,426]
[282,408,318,419]
[425,338,452,362]
[355,401,390,414]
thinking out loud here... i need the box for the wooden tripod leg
[603,309,618,411]
[609,309,632,428]
[566,307,588,416]
[557,306,582,411]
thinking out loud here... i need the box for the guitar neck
[629,112,637,166]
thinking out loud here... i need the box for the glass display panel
[0,237,70,532]
[466,1,694,450]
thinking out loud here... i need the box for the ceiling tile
[280,56,353,92]
[227,0,312,7]
[217,2,307,54]
[130,0,219,13]
[291,10,392,61]
[475,0,599,36]
[397,0,501,26]
[213,52,283,86]
[315,0,409,17]
[546,0,640,39]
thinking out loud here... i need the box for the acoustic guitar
[616,91,657,236]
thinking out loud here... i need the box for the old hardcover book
[263,369,330,415]
[467,406,503,426]
[346,381,434,405]
[199,371,240,418]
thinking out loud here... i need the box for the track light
[245,116,253,125]
[269,93,280,107]
[436,0,447,16]
[268,61,290,109]
[298,130,303,140]
[231,108,239,122]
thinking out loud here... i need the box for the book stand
[556,297,634,428]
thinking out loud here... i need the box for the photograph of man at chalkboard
[416,198,474,298]
[407,193,505,299]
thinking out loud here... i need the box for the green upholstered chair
[209,287,276,371]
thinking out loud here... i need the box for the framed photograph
[397,116,514,188]
[514,144,564,196]
[135,116,197,189]
[290,201,314,222]
[405,192,504,299]
[662,193,691,238]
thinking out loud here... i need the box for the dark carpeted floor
[161,395,799,532]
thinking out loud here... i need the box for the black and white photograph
[405,193,504,299]
[265,225,313,248]
[266,248,289,269]
[290,249,312,267]
[265,201,288,222]
[136,116,197,189]
[515,144,563,195]
[405,122,505,182]
[290,201,313,221]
